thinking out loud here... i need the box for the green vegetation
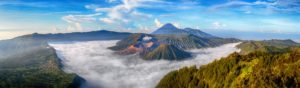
[0,38,81,88]
[144,44,191,60]
[237,39,300,54]
[156,47,300,88]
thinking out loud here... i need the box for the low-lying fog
[49,40,240,88]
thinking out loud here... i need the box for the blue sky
[0,0,299,39]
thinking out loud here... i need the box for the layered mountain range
[152,23,218,38]
[1,23,300,88]
[110,23,240,60]
[237,39,300,54]
[4,23,239,61]
[19,30,131,42]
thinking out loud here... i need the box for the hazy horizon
[0,29,299,43]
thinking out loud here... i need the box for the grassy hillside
[237,39,300,54]
[0,38,82,88]
[143,44,192,60]
[156,47,300,88]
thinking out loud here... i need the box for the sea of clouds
[49,40,240,88]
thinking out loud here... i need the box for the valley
[49,40,240,88]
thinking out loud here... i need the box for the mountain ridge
[110,24,240,60]
[151,23,219,39]
[156,46,300,88]
[143,44,192,60]
[17,30,132,42]
[151,23,187,35]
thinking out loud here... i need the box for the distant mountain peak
[152,23,218,38]
[183,28,218,38]
[183,28,193,30]
[151,23,185,34]
[161,23,178,29]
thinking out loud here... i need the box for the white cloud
[212,22,226,29]
[261,19,298,27]
[62,13,102,23]
[95,8,111,12]
[210,1,252,10]
[172,22,181,28]
[210,0,300,13]
[52,26,60,32]
[195,26,200,29]
[63,0,202,32]
[62,0,202,32]
[49,40,240,88]
[138,0,198,11]
[143,36,152,41]
[62,13,102,31]
[137,26,152,33]
[95,0,151,23]
[88,0,156,31]
[100,18,114,24]
[154,18,163,27]
[244,11,252,14]
[106,0,117,3]
[85,4,99,9]
[66,22,82,31]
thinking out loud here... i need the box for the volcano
[143,44,192,60]
[109,23,239,60]
[151,23,187,35]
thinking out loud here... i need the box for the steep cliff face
[0,37,84,88]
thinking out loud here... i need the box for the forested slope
[0,37,83,88]
[157,47,300,88]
